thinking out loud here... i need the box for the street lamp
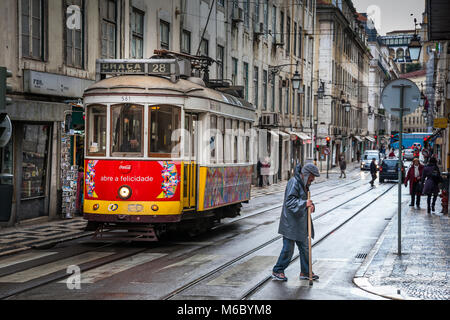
[343,101,351,113]
[408,18,422,61]
[317,81,325,99]
[291,70,302,91]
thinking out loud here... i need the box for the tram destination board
[100,62,146,74]
[97,59,178,77]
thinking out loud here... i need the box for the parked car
[360,152,380,170]
[379,158,406,183]
[403,149,415,161]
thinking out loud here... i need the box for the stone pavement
[354,199,449,300]
[0,161,362,258]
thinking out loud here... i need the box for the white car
[361,152,380,170]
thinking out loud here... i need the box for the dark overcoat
[278,165,314,242]
[422,164,440,195]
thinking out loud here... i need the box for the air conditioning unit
[273,33,284,47]
[232,7,243,23]
[261,113,279,126]
[254,22,264,36]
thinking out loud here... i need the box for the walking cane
[307,191,313,286]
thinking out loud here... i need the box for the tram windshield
[111,104,143,155]
[149,105,180,156]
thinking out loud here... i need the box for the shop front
[0,99,71,226]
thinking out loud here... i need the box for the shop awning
[353,135,363,142]
[365,136,376,142]
[287,131,311,140]
[278,130,290,140]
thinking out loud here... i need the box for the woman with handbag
[404,158,424,209]
[421,157,442,214]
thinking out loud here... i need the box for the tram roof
[84,75,255,111]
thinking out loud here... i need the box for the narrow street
[0,168,405,300]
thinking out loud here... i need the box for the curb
[352,200,415,300]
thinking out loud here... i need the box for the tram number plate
[149,63,171,75]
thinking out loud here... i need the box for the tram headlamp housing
[118,185,132,200]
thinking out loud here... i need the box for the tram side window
[233,120,238,163]
[245,122,250,163]
[111,104,144,155]
[224,119,232,163]
[150,105,180,156]
[217,117,224,163]
[87,105,107,156]
[210,115,217,163]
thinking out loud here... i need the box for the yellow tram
[83,54,256,240]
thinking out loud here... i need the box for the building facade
[0,0,319,225]
[314,0,372,167]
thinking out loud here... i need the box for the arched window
[396,48,404,60]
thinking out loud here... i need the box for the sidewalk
[354,200,449,300]
[0,161,362,258]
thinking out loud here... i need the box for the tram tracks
[161,183,396,300]
[0,173,371,300]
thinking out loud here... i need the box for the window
[21,0,45,60]
[280,11,284,46]
[217,117,225,163]
[253,66,259,108]
[111,104,143,155]
[245,122,250,162]
[224,119,232,163]
[298,26,302,57]
[181,30,191,54]
[21,124,50,199]
[293,22,297,56]
[263,0,268,37]
[243,0,250,28]
[210,115,217,163]
[285,86,289,113]
[263,70,268,110]
[272,5,276,37]
[199,38,208,56]
[279,76,283,113]
[217,0,224,6]
[149,105,180,156]
[243,62,249,101]
[271,73,275,111]
[217,45,224,79]
[231,58,238,85]
[87,105,107,156]
[65,0,84,67]
[233,120,238,163]
[160,20,170,50]
[130,7,144,58]
[100,0,116,59]
[286,16,290,54]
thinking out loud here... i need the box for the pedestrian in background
[404,158,424,209]
[369,158,377,187]
[356,150,361,162]
[422,157,442,214]
[256,159,263,187]
[339,155,346,178]
[272,163,320,282]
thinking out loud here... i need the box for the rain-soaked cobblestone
[361,202,449,300]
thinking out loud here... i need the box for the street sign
[323,147,330,155]
[381,79,421,117]
[433,117,448,128]
[0,115,12,147]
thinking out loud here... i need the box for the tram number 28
[149,63,170,75]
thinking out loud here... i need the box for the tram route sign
[96,59,186,82]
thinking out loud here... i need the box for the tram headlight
[118,185,132,200]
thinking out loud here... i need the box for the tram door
[183,114,197,209]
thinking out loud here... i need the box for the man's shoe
[272,272,288,281]
[300,273,319,280]
[409,203,414,206]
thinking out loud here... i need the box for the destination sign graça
[100,63,146,74]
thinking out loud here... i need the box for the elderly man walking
[271,163,321,281]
